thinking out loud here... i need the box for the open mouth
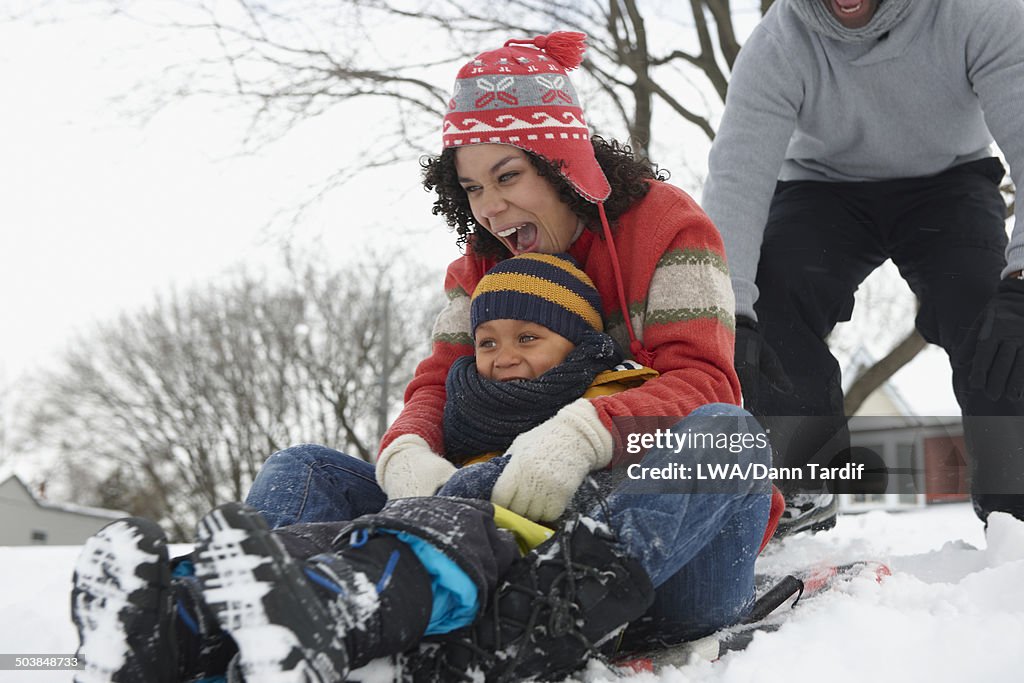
[831,0,869,17]
[495,223,539,254]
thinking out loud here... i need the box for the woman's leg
[600,403,772,644]
[627,492,768,644]
[244,444,386,528]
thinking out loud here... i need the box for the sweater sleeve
[963,0,1024,277]
[379,257,479,455]
[701,23,803,320]
[588,187,742,465]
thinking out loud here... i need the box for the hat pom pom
[535,31,587,70]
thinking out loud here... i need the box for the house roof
[0,474,126,520]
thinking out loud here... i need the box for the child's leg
[194,504,431,681]
[193,498,522,681]
[404,515,656,683]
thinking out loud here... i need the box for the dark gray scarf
[442,330,622,464]
[790,0,914,43]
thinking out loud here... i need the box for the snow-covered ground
[2,503,1022,682]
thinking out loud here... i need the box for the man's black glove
[734,315,793,410]
[966,278,1024,401]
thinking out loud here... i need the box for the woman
[245,31,777,649]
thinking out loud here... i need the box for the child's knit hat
[442,31,611,203]
[471,253,603,344]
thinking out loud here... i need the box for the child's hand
[491,399,613,521]
[436,456,510,500]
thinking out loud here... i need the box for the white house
[0,475,126,546]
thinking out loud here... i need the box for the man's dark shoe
[774,492,838,537]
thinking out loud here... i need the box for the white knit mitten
[491,398,613,521]
[376,434,456,499]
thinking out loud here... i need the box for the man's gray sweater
[702,0,1024,319]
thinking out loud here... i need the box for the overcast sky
[0,3,962,429]
[0,7,460,390]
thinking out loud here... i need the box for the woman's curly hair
[421,136,669,260]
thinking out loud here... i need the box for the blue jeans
[244,443,386,528]
[245,404,770,643]
[603,403,771,644]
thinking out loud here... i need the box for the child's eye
[477,339,495,349]
[518,334,537,343]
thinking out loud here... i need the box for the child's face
[474,319,575,381]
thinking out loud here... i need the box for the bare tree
[26,255,442,539]
[100,1,768,161]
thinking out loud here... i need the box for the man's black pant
[751,157,1024,521]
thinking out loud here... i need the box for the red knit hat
[442,31,611,203]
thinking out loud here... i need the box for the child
[438,251,657,502]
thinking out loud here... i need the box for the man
[703,0,1024,534]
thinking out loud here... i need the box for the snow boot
[404,517,655,683]
[172,571,239,679]
[72,518,238,683]
[71,517,177,683]
[194,502,433,683]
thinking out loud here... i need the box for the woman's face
[454,144,581,255]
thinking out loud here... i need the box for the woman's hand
[491,398,613,521]
[376,434,457,499]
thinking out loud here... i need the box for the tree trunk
[844,329,929,415]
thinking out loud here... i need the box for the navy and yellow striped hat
[470,253,603,344]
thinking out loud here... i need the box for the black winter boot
[194,502,434,683]
[72,517,177,683]
[404,517,655,683]
[172,573,239,678]
[303,536,433,670]
[72,518,238,683]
